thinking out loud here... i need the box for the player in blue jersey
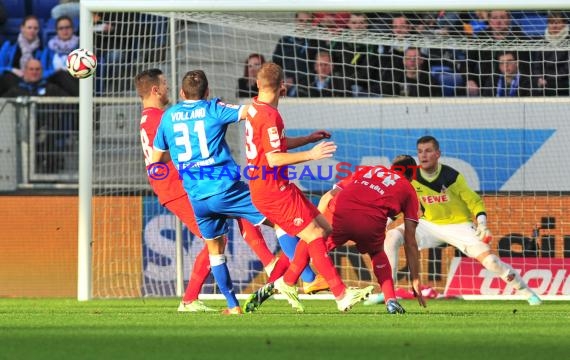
[152,70,264,314]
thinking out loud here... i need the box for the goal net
[80,2,570,301]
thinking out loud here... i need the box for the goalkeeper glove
[475,224,493,244]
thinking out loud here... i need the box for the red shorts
[330,209,387,254]
[253,184,320,236]
[164,195,202,238]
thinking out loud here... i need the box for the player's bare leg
[476,250,542,305]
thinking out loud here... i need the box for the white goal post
[78,0,570,301]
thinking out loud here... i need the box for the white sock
[481,254,534,297]
[384,229,404,282]
[209,254,226,266]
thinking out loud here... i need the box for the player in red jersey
[135,69,277,313]
[319,155,427,314]
[243,62,373,313]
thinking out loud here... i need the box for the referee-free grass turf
[1,298,569,360]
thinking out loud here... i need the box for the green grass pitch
[1,298,569,359]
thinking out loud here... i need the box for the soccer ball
[66,48,97,79]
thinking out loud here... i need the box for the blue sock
[276,229,316,283]
[209,254,239,308]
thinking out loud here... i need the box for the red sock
[307,238,345,298]
[268,255,290,283]
[371,251,396,302]
[238,219,274,267]
[282,240,309,285]
[182,245,210,303]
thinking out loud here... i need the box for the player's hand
[307,130,331,143]
[475,224,493,244]
[412,279,427,308]
[309,141,336,161]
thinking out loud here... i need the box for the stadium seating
[2,17,23,43]
[512,11,548,38]
[30,0,60,20]
[431,65,465,97]
[3,0,27,18]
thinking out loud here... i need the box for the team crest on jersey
[268,127,281,148]
[293,218,304,227]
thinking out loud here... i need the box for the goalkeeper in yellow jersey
[378,135,541,306]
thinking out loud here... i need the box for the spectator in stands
[332,13,382,96]
[314,12,343,54]
[236,53,265,98]
[481,51,532,97]
[44,15,79,96]
[415,12,468,96]
[282,75,308,97]
[94,12,148,92]
[466,10,530,96]
[382,47,441,97]
[464,11,489,37]
[380,14,412,87]
[51,0,80,20]
[272,12,317,93]
[3,59,72,173]
[532,11,570,96]
[364,12,392,33]
[308,51,345,97]
[0,15,42,94]
[3,59,69,97]
[313,12,349,33]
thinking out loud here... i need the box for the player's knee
[466,242,491,259]
[480,254,510,278]
[481,254,499,268]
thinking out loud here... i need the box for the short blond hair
[257,62,283,92]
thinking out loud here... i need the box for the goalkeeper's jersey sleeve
[412,164,486,225]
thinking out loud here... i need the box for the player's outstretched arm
[151,148,170,164]
[266,141,336,167]
[286,130,331,150]
[317,187,340,214]
[238,104,250,120]
[403,219,427,308]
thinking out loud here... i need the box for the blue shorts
[190,181,266,239]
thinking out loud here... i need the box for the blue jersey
[154,98,244,200]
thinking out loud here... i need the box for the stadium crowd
[239,10,570,98]
[0,4,568,98]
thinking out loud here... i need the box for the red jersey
[244,97,289,200]
[334,165,419,224]
[140,107,187,205]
